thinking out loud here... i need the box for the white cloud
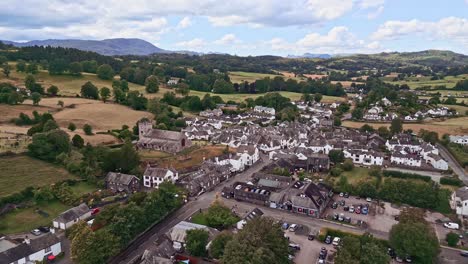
[177,17,192,29]
[371,17,468,46]
[367,6,384,19]
[358,0,385,9]
[214,34,242,45]
[175,38,207,49]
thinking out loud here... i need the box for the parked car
[91,207,100,215]
[355,207,361,214]
[308,230,318,240]
[319,247,328,260]
[31,229,41,236]
[366,197,372,202]
[332,237,341,247]
[38,226,50,233]
[338,213,344,222]
[333,213,339,220]
[395,256,403,263]
[344,192,349,198]
[339,192,344,197]
[343,205,349,211]
[444,222,460,230]
[325,235,332,244]
[460,250,468,257]
[282,222,289,230]
[387,248,396,258]
[289,224,298,232]
[331,202,338,209]
[339,200,345,206]
[362,207,368,215]
[344,216,351,223]
[349,206,355,213]
[405,256,413,263]
[288,243,301,251]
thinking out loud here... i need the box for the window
[45,246,51,253]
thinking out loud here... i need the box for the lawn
[191,212,209,226]
[139,150,172,161]
[446,143,468,168]
[341,167,374,185]
[189,90,344,103]
[383,74,467,89]
[228,71,285,83]
[0,201,71,234]
[155,145,233,170]
[0,155,77,197]
[70,182,98,196]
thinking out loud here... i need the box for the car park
[31,229,41,236]
[325,235,332,244]
[443,222,460,230]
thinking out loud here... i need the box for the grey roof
[243,208,264,221]
[53,203,89,223]
[144,167,176,178]
[145,129,184,141]
[0,234,61,263]
[106,172,139,185]
[456,187,468,201]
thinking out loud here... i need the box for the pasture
[383,74,467,89]
[0,155,77,197]
[342,116,468,137]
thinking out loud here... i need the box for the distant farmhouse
[105,172,140,193]
[137,120,192,154]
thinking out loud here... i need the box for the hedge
[318,227,389,248]
[440,177,464,187]
[383,170,431,182]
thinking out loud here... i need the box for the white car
[444,222,460,230]
[349,206,355,213]
[332,237,341,247]
[366,197,372,202]
[289,224,298,232]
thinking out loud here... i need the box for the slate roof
[144,167,176,178]
[106,172,139,185]
[456,187,468,201]
[0,234,61,263]
[145,129,184,141]
[53,203,89,223]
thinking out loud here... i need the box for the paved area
[287,230,335,264]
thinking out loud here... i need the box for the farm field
[0,155,77,197]
[382,74,467,89]
[0,131,31,153]
[190,90,344,103]
[342,117,468,137]
[228,71,306,83]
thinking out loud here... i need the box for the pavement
[437,143,467,184]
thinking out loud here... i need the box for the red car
[355,208,361,214]
[91,208,100,215]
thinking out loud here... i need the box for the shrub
[382,171,431,182]
[330,167,343,177]
[440,177,463,187]
[446,232,459,247]
[83,124,93,135]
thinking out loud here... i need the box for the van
[444,222,460,230]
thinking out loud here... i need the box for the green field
[0,155,77,197]
[383,74,467,89]
[340,167,374,185]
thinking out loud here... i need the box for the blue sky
[0,0,467,56]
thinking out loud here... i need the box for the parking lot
[285,226,336,264]
[323,194,400,233]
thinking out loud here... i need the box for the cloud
[367,6,384,19]
[371,17,468,46]
[175,38,207,49]
[358,0,385,9]
[266,26,381,54]
[214,34,242,45]
[177,17,192,29]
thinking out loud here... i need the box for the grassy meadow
[382,74,467,89]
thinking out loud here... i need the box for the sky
[0,0,467,56]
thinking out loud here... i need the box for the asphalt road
[113,155,269,264]
[437,143,467,184]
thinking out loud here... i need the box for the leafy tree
[101,142,140,174]
[390,118,403,135]
[47,85,59,96]
[42,119,59,132]
[334,116,342,126]
[360,124,375,133]
[377,126,391,139]
[16,60,26,72]
[34,186,55,202]
[113,87,126,103]
[186,229,209,257]
[83,124,93,135]
[204,201,239,229]
[72,134,85,148]
[97,64,115,80]
[28,129,71,161]
[26,63,39,74]
[314,93,323,103]
[389,216,439,264]
[446,232,459,247]
[222,217,289,264]
[213,79,235,94]
[341,159,354,171]
[81,81,99,99]
[100,87,111,102]
[175,83,190,96]
[68,122,76,131]
[31,92,41,105]
[352,107,364,120]
[69,62,83,76]
[360,243,390,264]
[2,63,11,77]
[81,60,98,73]
[145,75,159,93]
[210,232,234,259]
[329,149,345,163]
[49,59,68,75]
[25,74,36,90]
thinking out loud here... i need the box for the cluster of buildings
[0,233,62,264]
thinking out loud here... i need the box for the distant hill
[1,38,167,56]
[287,53,332,59]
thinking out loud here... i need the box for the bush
[382,171,431,182]
[341,160,354,171]
[446,232,459,247]
[440,177,463,187]
[83,124,93,135]
[330,167,343,177]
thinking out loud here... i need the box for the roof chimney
[24,236,30,245]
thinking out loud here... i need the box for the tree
[204,200,239,229]
[68,122,76,131]
[28,129,71,161]
[342,159,354,171]
[186,229,209,257]
[222,217,289,264]
[25,74,36,90]
[212,79,235,94]
[390,118,403,135]
[334,116,342,126]
[47,85,59,96]
[145,75,159,93]
[360,243,390,264]
[81,81,99,99]
[329,149,345,163]
[97,64,115,80]
[175,83,190,96]
[83,124,93,135]
[72,134,85,148]
[351,107,364,120]
[16,60,26,72]
[42,119,59,132]
[360,124,375,133]
[49,59,68,75]
[34,186,55,202]
[100,87,111,102]
[389,218,439,263]
[2,63,11,77]
[446,232,459,247]
[26,63,39,74]
[31,92,41,105]
[210,232,234,259]
[377,126,391,139]
[69,62,83,76]
[101,142,140,174]
[314,93,323,103]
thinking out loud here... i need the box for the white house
[380,97,392,107]
[52,203,91,230]
[143,166,178,188]
[0,233,62,264]
[449,135,468,145]
[253,106,276,116]
[367,106,383,115]
[451,187,468,217]
[424,153,449,170]
[213,145,259,172]
[167,78,180,86]
[343,149,384,166]
[390,153,422,167]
